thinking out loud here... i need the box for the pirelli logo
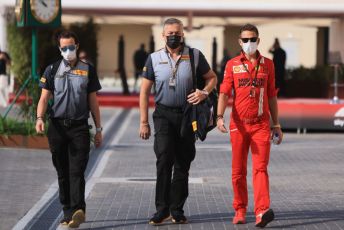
[40,77,46,83]
[180,55,190,60]
[142,66,147,72]
[71,70,88,76]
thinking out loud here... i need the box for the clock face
[30,0,60,23]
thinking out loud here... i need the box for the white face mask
[242,41,258,55]
[60,49,77,62]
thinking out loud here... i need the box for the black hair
[57,31,79,46]
[239,24,259,37]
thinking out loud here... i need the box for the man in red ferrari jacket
[217,24,283,228]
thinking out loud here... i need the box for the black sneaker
[149,211,171,225]
[171,213,188,224]
[255,209,275,228]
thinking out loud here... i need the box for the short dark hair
[239,24,259,37]
[57,31,79,46]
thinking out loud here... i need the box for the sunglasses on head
[60,45,77,52]
[241,37,258,43]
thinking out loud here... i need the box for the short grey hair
[163,18,183,28]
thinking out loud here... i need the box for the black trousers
[47,119,90,217]
[153,104,196,215]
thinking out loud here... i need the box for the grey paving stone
[0,107,121,229]
[3,108,344,229]
[0,148,55,230]
[77,109,344,229]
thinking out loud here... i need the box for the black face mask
[166,35,182,49]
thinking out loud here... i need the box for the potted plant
[0,117,49,149]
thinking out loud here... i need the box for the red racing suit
[220,51,277,215]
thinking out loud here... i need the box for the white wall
[97,24,152,78]
[0,7,8,51]
[329,19,344,64]
[259,23,317,68]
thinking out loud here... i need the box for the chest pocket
[68,72,88,92]
[154,61,170,81]
[256,69,268,88]
[152,58,170,95]
[54,73,68,93]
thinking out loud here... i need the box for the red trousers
[229,120,271,215]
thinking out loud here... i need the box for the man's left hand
[187,89,208,105]
[94,132,102,148]
[271,127,283,145]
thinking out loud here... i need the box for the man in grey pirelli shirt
[139,18,217,225]
[36,31,102,228]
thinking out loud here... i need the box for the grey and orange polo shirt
[39,59,101,120]
[142,46,211,107]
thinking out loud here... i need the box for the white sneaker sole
[148,215,171,226]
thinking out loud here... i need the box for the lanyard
[166,47,184,79]
[241,58,260,87]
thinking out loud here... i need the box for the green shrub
[0,117,47,136]
[285,65,344,98]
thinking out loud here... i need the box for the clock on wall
[30,0,60,24]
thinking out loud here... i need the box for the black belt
[156,103,183,113]
[51,118,88,127]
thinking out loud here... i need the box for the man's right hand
[217,118,228,133]
[139,123,151,140]
[35,119,45,134]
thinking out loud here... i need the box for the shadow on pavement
[77,209,344,229]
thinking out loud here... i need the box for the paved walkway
[1,107,344,229]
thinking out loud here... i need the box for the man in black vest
[269,38,287,97]
[133,43,148,92]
